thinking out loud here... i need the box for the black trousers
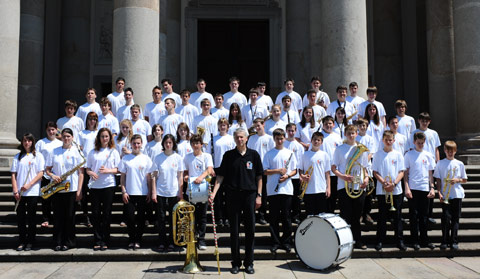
[226,189,256,267]
[441,198,462,245]
[327,176,338,213]
[90,187,115,246]
[268,194,292,245]
[41,177,52,222]
[52,192,77,247]
[194,202,208,242]
[376,194,403,244]
[81,170,90,217]
[338,189,365,243]
[17,196,38,244]
[304,193,327,216]
[291,179,301,218]
[258,175,268,219]
[125,195,147,243]
[156,196,177,246]
[212,169,226,221]
[408,189,430,244]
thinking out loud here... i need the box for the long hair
[162,134,178,152]
[151,124,164,141]
[335,107,348,126]
[300,106,315,128]
[364,103,380,126]
[228,103,244,125]
[176,122,191,143]
[117,119,133,143]
[94,128,115,151]
[85,111,99,130]
[18,133,36,160]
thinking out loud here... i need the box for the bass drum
[187,177,209,204]
[295,213,354,270]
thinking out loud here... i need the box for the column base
[0,137,20,168]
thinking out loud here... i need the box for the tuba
[344,143,369,199]
[173,199,203,273]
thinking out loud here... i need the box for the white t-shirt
[76,102,102,123]
[275,91,303,113]
[211,107,229,120]
[189,92,202,107]
[263,148,297,196]
[264,119,287,135]
[117,104,144,123]
[11,153,45,196]
[160,113,184,138]
[301,150,330,194]
[280,110,301,124]
[184,152,213,178]
[46,146,85,193]
[397,115,416,138]
[57,116,84,141]
[302,90,331,108]
[242,104,269,128]
[78,130,98,158]
[177,140,193,158]
[326,101,356,124]
[255,95,274,111]
[366,120,385,153]
[228,120,248,136]
[162,92,182,108]
[145,140,163,160]
[107,91,125,116]
[114,135,131,158]
[311,105,327,123]
[98,114,120,135]
[332,143,369,190]
[223,91,247,110]
[372,149,405,195]
[35,137,62,179]
[358,100,386,119]
[333,122,346,139]
[86,148,121,189]
[118,153,154,195]
[284,139,304,179]
[131,119,152,150]
[176,104,200,130]
[378,133,407,155]
[193,92,215,110]
[144,101,166,126]
[356,134,376,155]
[153,153,185,197]
[321,131,343,176]
[407,128,440,158]
[297,122,321,144]
[346,95,366,121]
[212,134,236,168]
[192,114,218,151]
[433,158,468,199]
[404,149,436,191]
[247,133,274,162]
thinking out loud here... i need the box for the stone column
[426,0,456,138]
[309,0,322,80]
[112,0,159,108]
[0,0,21,167]
[321,0,369,98]
[17,0,45,139]
[453,0,480,135]
[159,0,167,82]
[286,0,309,91]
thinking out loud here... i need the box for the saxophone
[41,141,86,199]
[344,143,369,199]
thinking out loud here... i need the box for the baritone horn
[173,199,203,273]
[442,167,457,204]
[344,143,369,199]
[384,175,396,212]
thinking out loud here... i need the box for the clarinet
[274,152,293,192]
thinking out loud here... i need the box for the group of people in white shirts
[11,75,467,256]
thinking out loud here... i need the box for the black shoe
[413,243,420,251]
[16,244,25,251]
[363,214,374,225]
[354,242,367,250]
[258,217,267,225]
[25,244,32,251]
[270,244,279,253]
[421,243,435,250]
[292,216,301,224]
[230,266,240,274]
[375,242,382,251]
[224,219,230,227]
[54,245,62,251]
[397,242,407,251]
[451,243,459,251]
[217,219,224,227]
[283,244,292,253]
[61,245,69,251]
[428,218,437,225]
[245,265,255,274]
[440,243,448,250]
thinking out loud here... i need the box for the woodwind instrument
[298,165,313,200]
[384,175,396,211]
[442,167,458,204]
[274,152,293,192]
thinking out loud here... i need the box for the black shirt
[217,148,263,191]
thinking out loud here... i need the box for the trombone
[442,167,457,204]
[383,175,396,212]
[298,166,313,200]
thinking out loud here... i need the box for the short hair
[336,85,348,93]
[130,104,141,111]
[152,85,162,92]
[444,140,457,152]
[65,99,77,109]
[349,82,358,88]
[272,128,286,138]
[322,115,334,124]
[115,77,125,84]
[161,78,172,85]
[125,87,134,94]
[284,78,294,85]
[180,89,190,96]
[286,123,296,130]
[214,93,223,100]
[413,131,426,141]
[45,121,57,129]
[355,118,369,126]
[86,87,97,94]
[311,131,324,142]
[217,117,229,126]
[418,112,431,121]
[131,134,143,143]
[249,88,259,95]
[395,99,408,109]
[190,134,203,145]
[382,130,394,139]
[253,118,265,125]
[233,128,248,138]
[197,78,206,84]
[99,97,111,107]
[257,82,266,87]
[86,112,99,129]
[387,116,398,125]
[344,124,357,133]
[95,128,115,151]
[162,134,178,152]
[61,128,74,137]
[307,89,316,97]
[229,76,240,83]
[310,76,321,83]
[366,86,378,95]
[281,95,292,102]
[200,98,211,106]
[164,97,176,105]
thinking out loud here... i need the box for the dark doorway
[197,20,270,96]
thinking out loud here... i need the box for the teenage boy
[159,98,184,137]
[211,94,229,120]
[98,97,120,136]
[356,118,375,225]
[57,100,85,140]
[175,89,200,130]
[130,104,152,151]
[358,86,387,127]
[255,82,273,111]
[332,124,369,249]
[280,95,301,124]
[326,85,356,123]
[320,116,343,213]
[224,77,247,109]
[395,100,416,138]
[373,130,407,251]
[305,89,327,123]
[404,132,436,250]
[191,78,215,110]
[107,77,126,116]
[242,89,269,128]
[117,87,144,122]
[346,82,365,121]
[379,116,407,155]
[76,88,102,123]
[276,78,303,114]
[160,78,181,107]
[434,141,468,251]
[302,76,331,109]
[263,128,297,253]
[284,123,305,223]
[144,86,166,126]
[183,134,214,250]
[299,132,330,215]
[192,98,218,154]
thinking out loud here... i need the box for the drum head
[295,215,340,270]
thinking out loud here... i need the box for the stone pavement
[0,257,479,279]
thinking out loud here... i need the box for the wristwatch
[256,193,262,198]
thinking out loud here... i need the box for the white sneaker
[198,243,207,250]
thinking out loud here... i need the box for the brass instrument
[344,143,369,199]
[383,175,396,212]
[346,110,358,122]
[442,167,458,204]
[366,176,376,196]
[41,141,85,199]
[173,199,203,273]
[274,152,293,192]
[298,165,313,200]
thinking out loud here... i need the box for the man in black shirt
[210,128,263,275]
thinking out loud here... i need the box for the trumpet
[298,166,313,200]
[442,167,458,204]
[383,175,396,212]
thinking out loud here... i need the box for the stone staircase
[0,166,479,262]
